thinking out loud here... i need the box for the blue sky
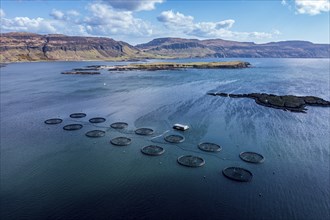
[0,0,329,45]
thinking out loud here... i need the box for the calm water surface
[1,58,329,220]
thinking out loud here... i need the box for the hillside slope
[0,32,147,62]
[1,33,329,62]
[137,38,330,58]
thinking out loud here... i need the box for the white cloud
[1,11,85,36]
[157,10,277,41]
[281,0,287,6]
[49,9,80,22]
[295,0,330,15]
[0,3,154,43]
[67,10,80,17]
[158,10,194,27]
[50,9,65,20]
[102,0,163,11]
[0,8,5,17]
[216,20,235,29]
[0,17,58,33]
[83,3,153,36]
[188,20,235,38]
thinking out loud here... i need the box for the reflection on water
[1,59,329,219]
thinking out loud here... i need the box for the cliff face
[0,32,143,62]
[1,33,329,62]
[137,38,330,58]
[136,38,214,58]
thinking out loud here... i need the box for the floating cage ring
[198,142,221,152]
[85,130,106,138]
[110,137,132,146]
[110,122,128,129]
[164,134,185,143]
[89,117,106,123]
[63,124,83,131]
[177,155,205,167]
[222,167,253,182]
[44,118,63,125]
[70,113,87,118]
[141,145,165,156]
[135,128,154,136]
[239,152,265,164]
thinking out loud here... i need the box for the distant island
[106,61,251,71]
[0,32,329,63]
[61,61,250,74]
[208,92,330,113]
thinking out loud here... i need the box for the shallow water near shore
[1,58,329,220]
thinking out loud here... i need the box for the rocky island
[107,61,251,71]
[208,92,330,113]
[61,61,250,74]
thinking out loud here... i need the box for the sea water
[1,58,329,220]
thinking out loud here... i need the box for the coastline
[1,56,329,65]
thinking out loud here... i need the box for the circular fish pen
[63,124,83,131]
[44,118,63,125]
[222,167,253,182]
[89,117,106,123]
[85,130,106,138]
[110,137,132,146]
[164,135,185,143]
[198,142,221,152]
[70,113,87,118]
[177,155,205,167]
[239,152,265,164]
[141,145,165,156]
[135,128,154,136]
[110,122,128,129]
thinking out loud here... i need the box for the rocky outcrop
[61,65,108,74]
[208,92,330,113]
[137,38,330,58]
[61,71,100,75]
[0,32,146,62]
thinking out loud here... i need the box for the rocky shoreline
[208,92,330,113]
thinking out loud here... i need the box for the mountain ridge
[137,37,329,58]
[0,32,150,62]
[1,32,329,62]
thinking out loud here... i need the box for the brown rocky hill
[1,33,329,62]
[0,32,146,62]
[136,37,330,58]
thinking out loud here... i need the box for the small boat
[173,124,189,131]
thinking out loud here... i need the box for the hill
[0,32,148,62]
[136,37,330,58]
[1,33,329,62]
